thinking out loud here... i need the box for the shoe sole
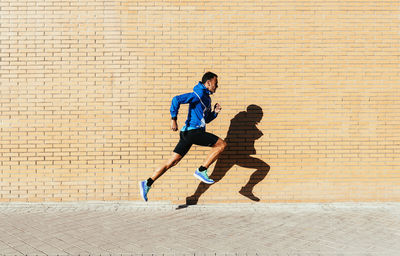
[193,173,215,184]
[139,182,147,202]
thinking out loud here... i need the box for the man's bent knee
[168,153,182,168]
[221,139,227,149]
[214,139,227,151]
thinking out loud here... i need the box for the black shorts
[173,129,220,157]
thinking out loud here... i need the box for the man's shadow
[179,105,270,208]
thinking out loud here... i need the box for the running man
[139,72,227,201]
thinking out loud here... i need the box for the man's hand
[214,103,222,113]
[171,119,178,131]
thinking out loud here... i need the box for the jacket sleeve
[205,110,218,123]
[170,92,199,118]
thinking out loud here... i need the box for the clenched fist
[214,103,222,113]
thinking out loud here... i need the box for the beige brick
[0,0,399,203]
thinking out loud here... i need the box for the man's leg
[139,152,183,202]
[194,138,227,184]
[150,152,183,182]
[202,138,227,169]
[140,130,193,201]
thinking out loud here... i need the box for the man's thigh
[188,130,219,147]
[173,132,192,157]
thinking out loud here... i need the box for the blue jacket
[170,82,218,131]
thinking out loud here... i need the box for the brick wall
[1,0,399,203]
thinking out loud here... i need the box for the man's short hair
[201,72,218,84]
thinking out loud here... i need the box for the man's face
[206,76,218,94]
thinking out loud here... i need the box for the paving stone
[0,202,399,255]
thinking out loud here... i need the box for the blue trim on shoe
[139,180,149,202]
[194,169,215,184]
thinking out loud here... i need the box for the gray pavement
[0,202,400,255]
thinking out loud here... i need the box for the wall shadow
[178,105,270,208]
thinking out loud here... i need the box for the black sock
[198,166,207,172]
[147,178,154,187]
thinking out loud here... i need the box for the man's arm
[170,92,199,131]
[171,119,178,131]
[205,103,222,123]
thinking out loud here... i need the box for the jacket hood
[193,82,212,95]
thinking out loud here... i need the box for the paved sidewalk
[0,202,399,255]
